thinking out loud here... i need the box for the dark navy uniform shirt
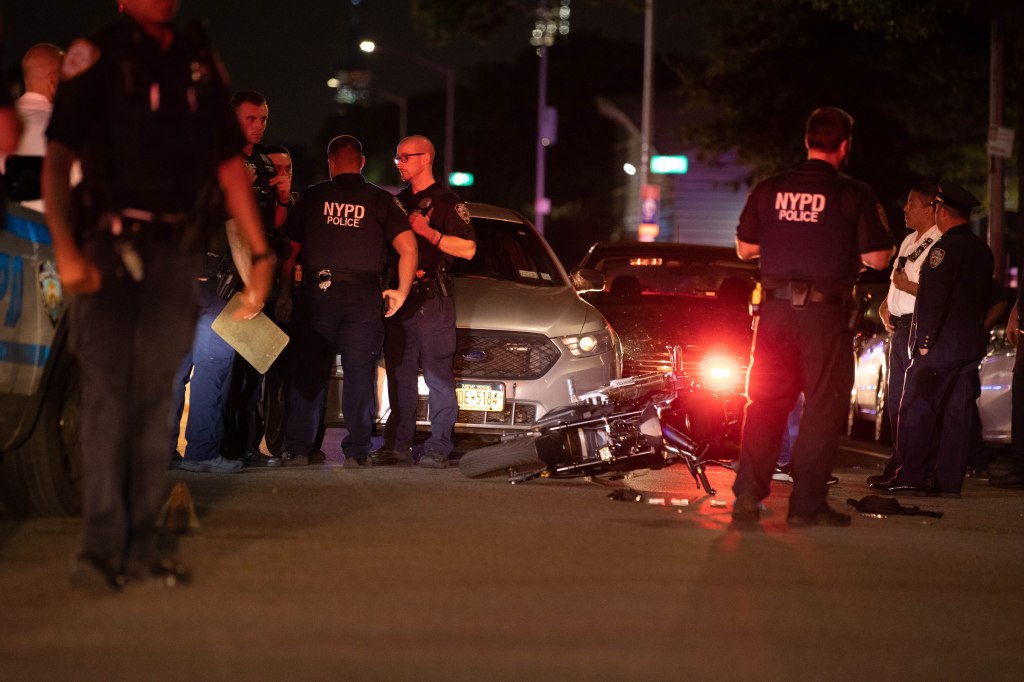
[737,159,891,290]
[46,16,243,213]
[912,224,995,361]
[284,173,409,275]
[396,181,475,274]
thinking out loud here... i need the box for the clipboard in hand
[211,293,289,374]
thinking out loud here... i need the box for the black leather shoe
[989,471,1024,490]
[307,450,327,465]
[369,447,413,467]
[241,451,282,468]
[868,480,927,495]
[731,494,761,523]
[787,506,851,527]
[865,474,889,485]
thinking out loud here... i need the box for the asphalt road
[1,433,1023,680]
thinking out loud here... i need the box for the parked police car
[0,201,81,515]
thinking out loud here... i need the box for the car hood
[453,276,602,338]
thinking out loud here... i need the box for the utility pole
[532,0,571,237]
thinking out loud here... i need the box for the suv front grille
[454,330,560,380]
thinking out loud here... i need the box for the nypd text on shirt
[323,201,365,227]
[775,192,826,223]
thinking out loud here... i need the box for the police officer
[732,107,892,527]
[278,135,416,465]
[222,91,289,466]
[371,135,476,469]
[871,182,994,496]
[867,182,941,484]
[43,0,273,590]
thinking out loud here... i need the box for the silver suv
[324,202,621,436]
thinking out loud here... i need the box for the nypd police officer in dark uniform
[371,135,476,469]
[277,135,416,465]
[43,0,273,590]
[732,107,892,527]
[871,182,994,496]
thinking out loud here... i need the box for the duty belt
[410,278,438,299]
[764,287,845,306]
[313,269,379,292]
[892,314,913,326]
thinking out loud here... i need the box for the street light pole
[359,41,454,180]
[535,42,549,236]
[638,0,654,238]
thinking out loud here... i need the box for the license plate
[456,382,505,412]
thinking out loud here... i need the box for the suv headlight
[561,327,616,358]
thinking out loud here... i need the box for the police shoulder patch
[929,248,945,268]
[61,39,100,80]
[455,202,471,224]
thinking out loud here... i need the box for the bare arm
[224,219,251,286]
[891,268,918,296]
[861,247,894,270]
[879,296,893,333]
[736,237,760,261]
[383,230,418,317]
[410,211,476,260]
[42,140,101,293]
[218,156,271,319]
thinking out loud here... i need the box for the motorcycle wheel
[458,435,544,479]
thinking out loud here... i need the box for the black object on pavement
[847,496,943,519]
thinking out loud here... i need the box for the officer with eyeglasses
[371,135,476,469]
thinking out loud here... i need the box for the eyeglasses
[393,152,426,164]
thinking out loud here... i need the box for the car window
[591,255,754,302]
[450,217,562,287]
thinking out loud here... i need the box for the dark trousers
[886,318,913,445]
[383,295,458,455]
[285,280,383,459]
[223,354,262,456]
[70,235,199,563]
[733,300,853,517]
[893,355,980,492]
[879,316,914,476]
[170,280,235,461]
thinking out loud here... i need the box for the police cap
[934,182,980,215]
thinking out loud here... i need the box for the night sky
[3,1,697,165]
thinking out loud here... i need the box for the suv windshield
[450,217,562,287]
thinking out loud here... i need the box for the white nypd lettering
[323,201,366,227]
[774,192,826,223]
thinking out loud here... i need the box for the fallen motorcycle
[458,362,740,494]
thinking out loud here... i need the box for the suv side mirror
[570,268,606,294]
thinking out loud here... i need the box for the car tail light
[699,354,741,390]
